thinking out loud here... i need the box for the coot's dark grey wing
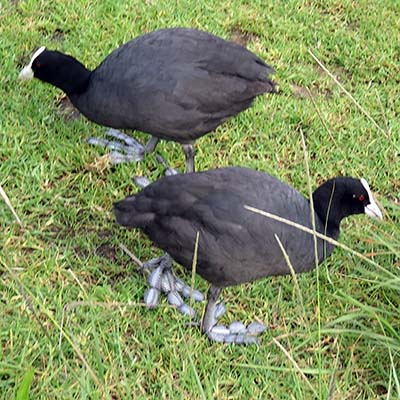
[98,28,274,84]
[157,28,275,80]
[115,168,332,287]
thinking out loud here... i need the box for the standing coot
[19,28,276,172]
[114,167,382,344]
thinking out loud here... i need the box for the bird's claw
[86,128,145,164]
[142,255,204,317]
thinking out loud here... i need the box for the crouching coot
[114,167,382,344]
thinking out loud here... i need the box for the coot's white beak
[365,202,383,219]
[361,178,383,219]
[19,65,34,80]
[19,46,46,80]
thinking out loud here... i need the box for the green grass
[1,0,399,398]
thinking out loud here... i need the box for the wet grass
[1,0,399,398]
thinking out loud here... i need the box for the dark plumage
[114,167,382,342]
[20,28,276,172]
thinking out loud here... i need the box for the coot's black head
[19,47,91,95]
[312,177,382,234]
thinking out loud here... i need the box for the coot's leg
[143,136,159,154]
[203,285,267,345]
[132,155,179,189]
[86,129,159,164]
[201,286,223,333]
[143,253,204,317]
[182,143,195,173]
[155,155,180,176]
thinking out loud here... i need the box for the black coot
[114,167,382,344]
[19,28,276,172]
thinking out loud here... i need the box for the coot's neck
[42,54,92,96]
[312,184,344,240]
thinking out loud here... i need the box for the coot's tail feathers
[114,196,153,228]
[247,78,277,98]
[259,78,278,94]
[114,197,136,227]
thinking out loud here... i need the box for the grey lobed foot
[87,128,146,163]
[207,320,267,345]
[142,254,204,317]
[202,285,267,344]
[87,129,181,176]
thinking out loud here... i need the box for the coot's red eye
[36,62,41,68]
[358,194,365,202]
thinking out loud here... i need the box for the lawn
[1,0,399,398]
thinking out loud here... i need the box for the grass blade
[0,183,23,226]
[15,368,34,400]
